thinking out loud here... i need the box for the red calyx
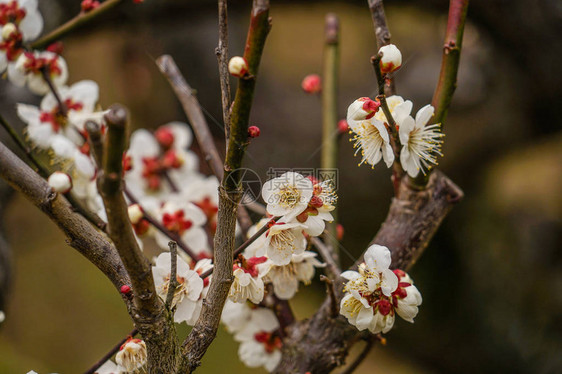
[155,127,175,149]
[248,126,261,138]
[162,210,193,235]
[46,42,64,55]
[376,298,392,316]
[194,196,218,220]
[362,98,381,119]
[338,119,349,134]
[133,219,150,236]
[0,1,26,25]
[254,331,282,353]
[81,0,100,12]
[309,195,324,209]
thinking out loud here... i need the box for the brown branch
[321,14,341,260]
[166,241,179,308]
[40,67,67,116]
[155,54,253,234]
[84,328,138,374]
[340,337,375,374]
[123,187,199,261]
[216,0,232,141]
[320,275,338,318]
[368,0,395,96]
[99,105,178,372]
[0,141,130,302]
[30,0,123,50]
[179,2,271,371]
[310,236,340,278]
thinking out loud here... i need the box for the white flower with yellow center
[261,172,313,221]
[152,252,204,325]
[264,251,323,299]
[116,338,147,373]
[396,104,444,177]
[263,222,307,266]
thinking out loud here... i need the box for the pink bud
[120,285,131,294]
[301,74,321,94]
[336,223,344,241]
[81,0,100,12]
[248,126,261,138]
[337,120,349,134]
[228,56,248,77]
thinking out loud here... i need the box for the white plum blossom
[263,221,307,266]
[115,338,147,373]
[261,171,313,221]
[347,98,394,168]
[235,308,282,372]
[229,256,269,304]
[378,44,402,73]
[242,217,270,258]
[125,123,199,198]
[9,50,68,94]
[297,180,337,236]
[340,245,422,334]
[0,0,43,73]
[396,104,444,177]
[264,251,323,299]
[221,299,253,334]
[153,201,210,257]
[152,252,204,325]
[95,360,121,374]
[47,171,72,193]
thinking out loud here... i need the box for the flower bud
[248,126,261,138]
[48,172,72,193]
[81,0,100,12]
[301,74,321,94]
[116,338,147,372]
[337,119,349,134]
[1,23,17,40]
[379,44,402,73]
[228,56,248,77]
[336,223,344,241]
[46,42,64,54]
[0,310,5,323]
[128,204,144,225]
[120,285,131,294]
[347,97,381,121]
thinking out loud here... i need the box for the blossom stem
[165,241,179,308]
[198,216,280,280]
[123,187,199,261]
[83,328,138,374]
[40,67,67,116]
[30,0,123,50]
[310,236,340,278]
[321,13,341,263]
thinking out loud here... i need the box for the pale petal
[415,104,434,128]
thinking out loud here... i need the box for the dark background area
[0,0,561,373]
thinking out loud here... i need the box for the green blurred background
[0,0,561,373]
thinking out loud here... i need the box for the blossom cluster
[346,45,445,177]
[340,245,422,334]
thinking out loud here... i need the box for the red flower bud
[248,126,261,138]
[301,74,321,94]
[120,285,131,294]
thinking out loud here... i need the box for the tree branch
[321,13,341,261]
[367,0,395,96]
[30,0,123,50]
[99,105,178,372]
[178,2,271,371]
[216,0,231,141]
[166,241,179,308]
[0,141,130,302]
[340,337,375,374]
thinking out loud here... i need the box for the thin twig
[40,67,67,116]
[340,337,375,374]
[321,13,341,262]
[310,236,340,278]
[83,328,138,374]
[166,241,179,308]
[367,0,395,96]
[124,187,199,261]
[30,0,123,50]
[198,216,280,280]
[216,0,232,141]
[319,275,338,318]
[270,290,295,336]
